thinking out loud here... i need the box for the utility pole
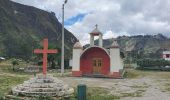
[61,0,68,74]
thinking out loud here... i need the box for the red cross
[34,39,58,76]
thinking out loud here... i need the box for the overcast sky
[12,0,170,45]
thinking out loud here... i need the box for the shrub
[11,59,19,71]
[136,59,170,70]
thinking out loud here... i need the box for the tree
[11,59,19,71]
[34,43,60,69]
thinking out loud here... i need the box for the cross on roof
[34,38,58,76]
[95,24,98,29]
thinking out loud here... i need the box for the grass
[161,82,170,93]
[124,68,170,79]
[129,85,148,89]
[0,61,120,100]
[69,87,120,100]
[87,87,120,100]
[120,90,145,97]
[0,74,28,96]
[1,60,170,99]
[50,69,72,77]
[123,69,140,78]
[0,60,30,98]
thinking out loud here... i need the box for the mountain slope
[0,0,77,59]
[86,34,170,59]
[105,34,170,59]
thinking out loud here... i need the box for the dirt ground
[58,69,170,100]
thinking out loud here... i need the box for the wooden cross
[34,39,58,76]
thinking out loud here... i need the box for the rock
[24,66,39,73]
[12,74,74,97]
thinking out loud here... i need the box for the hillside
[87,34,170,59]
[0,0,77,59]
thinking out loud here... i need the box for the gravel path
[58,76,170,100]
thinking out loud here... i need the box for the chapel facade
[72,25,124,78]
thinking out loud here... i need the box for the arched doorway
[80,46,110,76]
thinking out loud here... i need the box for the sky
[12,0,170,45]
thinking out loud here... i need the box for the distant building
[162,51,170,60]
[71,25,124,78]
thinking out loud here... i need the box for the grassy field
[0,60,121,100]
[0,60,30,98]
[125,68,170,79]
[1,60,170,100]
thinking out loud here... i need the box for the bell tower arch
[89,25,103,47]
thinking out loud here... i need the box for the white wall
[163,51,170,61]
[72,49,82,71]
[69,59,72,67]
[110,48,123,73]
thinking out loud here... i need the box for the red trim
[109,72,120,78]
[72,71,82,77]
[166,54,170,58]
[110,46,119,48]
[90,32,100,36]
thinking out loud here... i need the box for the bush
[12,60,19,66]
[0,95,4,100]
[0,91,5,100]
[11,59,19,71]
[136,59,170,70]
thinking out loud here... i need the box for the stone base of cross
[34,39,58,77]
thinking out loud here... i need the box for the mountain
[0,0,78,59]
[86,34,170,59]
[111,34,170,59]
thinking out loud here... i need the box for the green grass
[0,61,31,98]
[124,68,170,79]
[3,60,170,99]
[70,87,120,100]
[123,69,140,78]
[0,64,120,100]
[0,75,28,96]
[0,65,33,76]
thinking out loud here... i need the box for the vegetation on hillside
[136,59,170,70]
[0,0,77,60]
[85,34,170,60]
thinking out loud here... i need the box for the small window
[93,58,102,67]
[166,54,170,58]
[98,60,102,67]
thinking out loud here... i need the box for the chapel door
[92,58,102,74]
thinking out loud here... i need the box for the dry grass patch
[161,82,170,93]
[124,69,170,79]
[70,87,120,100]
[0,74,28,97]
[120,89,146,97]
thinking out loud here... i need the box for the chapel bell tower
[89,24,103,47]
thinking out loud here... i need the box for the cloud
[103,31,130,39]
[12,0,170,45]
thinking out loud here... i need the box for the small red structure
[72,25,124,78]
[162,51,170,61]
[34,39,58,76]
